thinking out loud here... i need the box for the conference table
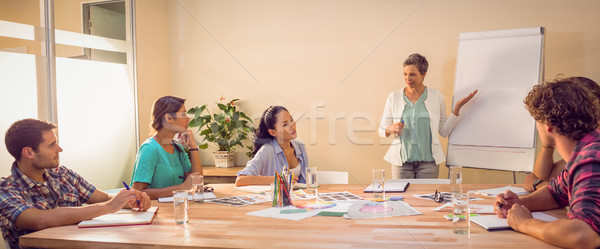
[19,183,565,248]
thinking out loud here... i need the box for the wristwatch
[532,179,542,191]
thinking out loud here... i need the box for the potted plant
[187,97,255,167]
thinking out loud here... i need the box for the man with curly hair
[494,77,600,248]
[523,76,600,192]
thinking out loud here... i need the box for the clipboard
[363,181,409,193]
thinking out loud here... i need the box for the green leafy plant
[187,98,255,158]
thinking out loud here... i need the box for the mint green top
[401,88,435,162]
[131,138,191,188]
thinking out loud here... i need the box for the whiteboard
[447,27,544,172]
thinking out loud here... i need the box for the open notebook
[471,212,557,231]
[78,206,159,228]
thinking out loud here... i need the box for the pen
[122,181,141,206]
[496,194,509,211]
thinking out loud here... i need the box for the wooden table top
[20,183,564,249]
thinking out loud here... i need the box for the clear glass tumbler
[452,193,470,234]
[450,166,463,194]
[191,175,204,204]
[372,169,386,200]
[173,190,189,224]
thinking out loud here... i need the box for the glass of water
[305,167,318,199]
[191,175,204,204]
[173,190,189,224]
[450,166,463,194]
[452,193,470,234]
[372,169,386,200]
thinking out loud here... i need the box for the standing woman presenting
[379,53,477,179]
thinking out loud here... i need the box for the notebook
[78,206,159,228]
[468,186,531,197]
[363,181,409,193]
[470,212,557,231]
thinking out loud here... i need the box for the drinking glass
[173,190,189,224]
[450,166,463,194]
[372,169,386,200]
[191,175,204,203]
[306,167,318,198]
[452,193,470,234]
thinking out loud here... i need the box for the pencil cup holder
[272,181,292,207]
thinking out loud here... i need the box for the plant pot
[213,151,235,168]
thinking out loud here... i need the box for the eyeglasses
[203,185,214,192]
[434,189,444,203]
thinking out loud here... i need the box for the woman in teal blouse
[131,96,203,199]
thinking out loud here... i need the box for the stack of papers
[433,203,496,214]
[293,191,362,202]
[207,194,271,207]
[234,185,271,194]
[344,200,421,219]
[234,184,308,194]
[468,186,531,197]
[158,192,217,203]
[246,203,354,221]
[413,192,483,203]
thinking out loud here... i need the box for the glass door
[0,0,139,189]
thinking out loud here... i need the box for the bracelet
[188,147,199,151]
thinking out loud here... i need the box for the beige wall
[0,0,41,55]
[136,0,171,141]
[138,0,600,185]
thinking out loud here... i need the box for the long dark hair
[150,96,186,134]
[253,106,288,155]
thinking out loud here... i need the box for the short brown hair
[150,96,186,132]
[524,78,600,141]
[403,53,428,75]
[5,119,57,161]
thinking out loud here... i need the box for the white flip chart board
[447,27,545,172]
